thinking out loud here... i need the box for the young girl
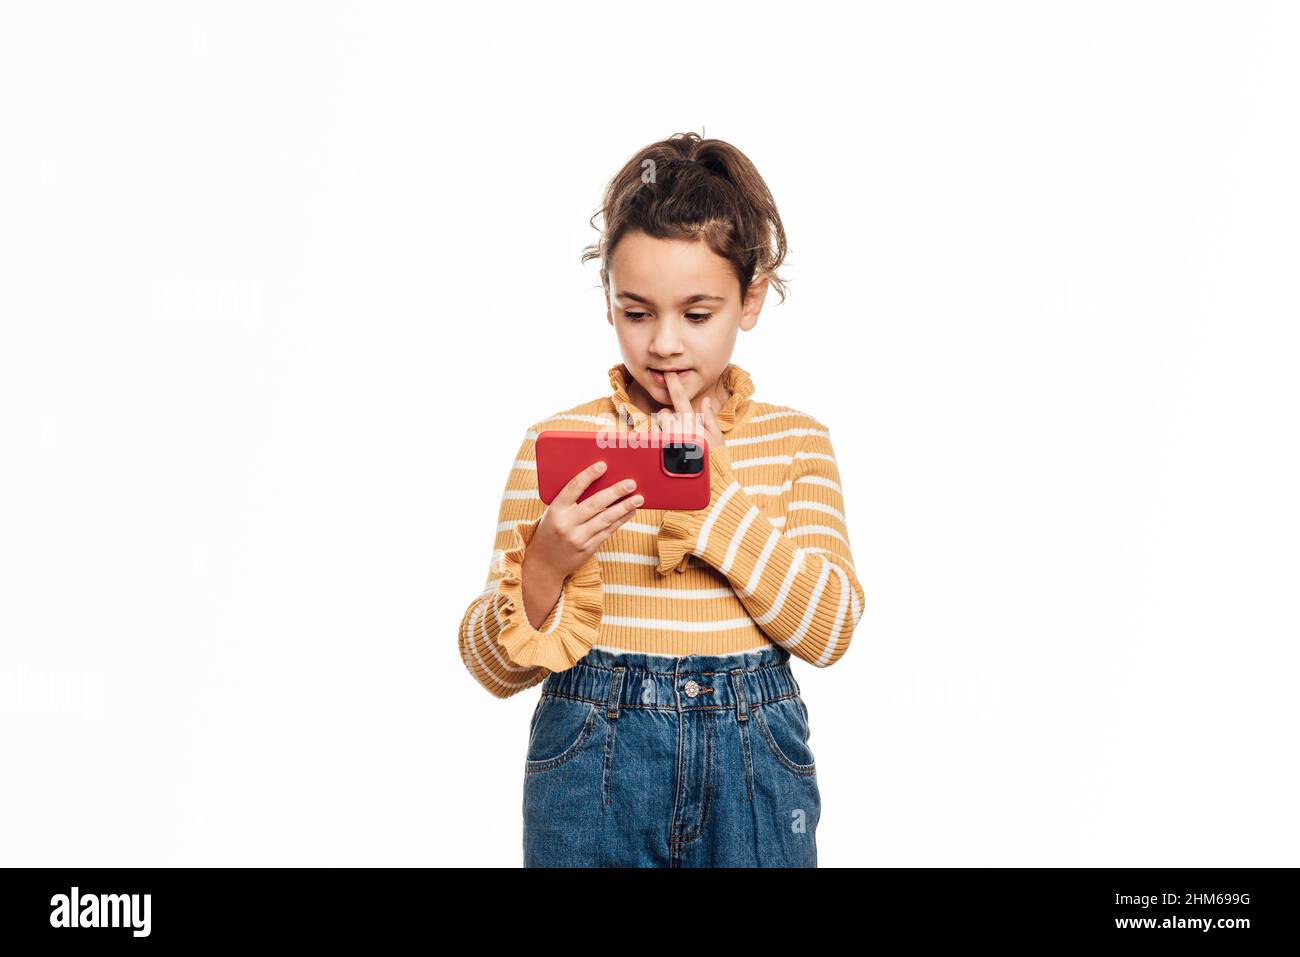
[457,132,865,867]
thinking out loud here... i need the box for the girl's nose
[652,327,684,356]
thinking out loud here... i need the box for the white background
[2,1,1297,867]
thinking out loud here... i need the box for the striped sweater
[458,361,865,699]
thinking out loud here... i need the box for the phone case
[535,430,711,511]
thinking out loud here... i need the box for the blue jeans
[522,643,820,867]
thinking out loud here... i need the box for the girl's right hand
[527,461,643,581]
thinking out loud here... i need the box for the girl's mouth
[649,368,691,384]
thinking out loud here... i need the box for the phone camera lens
[662,441,704,475]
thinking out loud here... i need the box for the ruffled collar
[608,361,755,433]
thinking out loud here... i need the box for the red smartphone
[535,430,711,510]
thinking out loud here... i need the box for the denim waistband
[539,643,800,717]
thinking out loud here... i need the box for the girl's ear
[741,275,768,330]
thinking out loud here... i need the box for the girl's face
[604,230,766,415]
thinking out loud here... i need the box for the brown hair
[580,131,790,305]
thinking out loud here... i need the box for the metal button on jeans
[683,679,699,697]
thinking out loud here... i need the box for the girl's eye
[622,311,712,323]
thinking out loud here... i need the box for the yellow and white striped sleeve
[457,424,604,699]
[656,424,864,667]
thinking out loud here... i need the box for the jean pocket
[752,694,817,777]
[525,694,601,773]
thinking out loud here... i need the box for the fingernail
[595,461,607,471]
[631,495,644,506]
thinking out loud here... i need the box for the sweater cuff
[494,514,603,671]
[656,443,734,576]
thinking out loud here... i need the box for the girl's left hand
[649,369,728,466]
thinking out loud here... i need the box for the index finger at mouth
[664,369,693,416]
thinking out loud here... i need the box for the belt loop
[606,666,626,719]
[729,668,749,722]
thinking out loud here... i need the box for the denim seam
[574,661,790,678]
[737,715,755,802]
[543,683,800,711]
[601,668,625,807]
[524,702,601,774]
[751,700,817,778]
[679,712,717,845]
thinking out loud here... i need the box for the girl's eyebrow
[619,291,726,306]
